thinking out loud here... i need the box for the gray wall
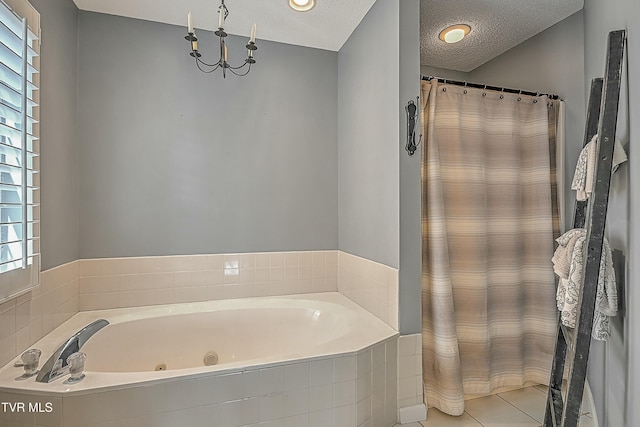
[337,0,400,269]
[398,0,422,334]
[77,12,338,259]
[30,0,79,270]
[582,0,639,424]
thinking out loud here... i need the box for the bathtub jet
[35,319,109,383]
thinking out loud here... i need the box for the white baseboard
[399,403,427,424]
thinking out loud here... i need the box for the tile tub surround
[338,252,399,330]
[79,251,339,311]
[0,340,398,427]
[0,261,79,369]
[398,334,426,419]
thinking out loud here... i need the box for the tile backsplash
[0,261,79,369]
[78,251,338,311]
[338,252,399,330]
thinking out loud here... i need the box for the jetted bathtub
[0,292,399,427]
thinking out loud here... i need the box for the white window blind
[0,0,39,302]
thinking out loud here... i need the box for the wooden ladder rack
[543,29,626,427]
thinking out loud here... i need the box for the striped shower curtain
[420,80,561,416]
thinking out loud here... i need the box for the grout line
[495,392,541,424]
[463,409,484,426]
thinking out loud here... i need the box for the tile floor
[395,385,595,427]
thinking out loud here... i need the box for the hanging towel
[552,228,617,341]
[571,134,627,201]
[551,228,583,279]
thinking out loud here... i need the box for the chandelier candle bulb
[218,7,224,29]
[250,23,256,43]
[187,12,193,33]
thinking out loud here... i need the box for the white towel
[552,228,617,341]
[571,134,627,201]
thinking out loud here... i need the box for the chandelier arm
[228,63,252,76]
[228,61,250,70]
[196,56,222,68]
[196,58,221,73]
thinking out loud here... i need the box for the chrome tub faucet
[35,319,109,383]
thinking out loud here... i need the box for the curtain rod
[421,75,561,100]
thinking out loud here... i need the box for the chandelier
[185,0,257,78]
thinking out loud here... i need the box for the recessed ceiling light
[439,24,471,44]
[289,0,315,12]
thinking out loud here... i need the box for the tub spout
[35,319,109,383]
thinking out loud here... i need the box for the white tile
[298,252,313,266]
[399,335,417,357]
[62,393,101,426]
[0,307,16,341]
[399,355,417,379]
[310,409,333,427]
[270,253,285,267]
[420,408,483,426]
[498,387,547,423]
[239,253,255,268]
[164,379,201,411]
[260,366,285,395]
[357,350,372,378]
[243,397,260,425]
[357,371,372,402]
[218,400,243,427]
[310,358,333,387]
[333,380,356,406]
[464,394,540,427]
[260,392,285,421]
[270,267,285,281]
[243,369,261,397]
[285,413,309,427]
[214,372,245,403]
[259,420,285,427]
[399,376,417,400]
[334,355,356,382]
[285,362,310,390]
[357,396,372,426]
[310,384,333,412]
[284,252,299,267]
[333,404,356,427]
[285,387,310,417]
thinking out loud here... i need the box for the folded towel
[552,228,617,341]
[571,135,627,201]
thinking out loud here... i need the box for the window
[0,0,39,302]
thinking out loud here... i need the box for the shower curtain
[420,80,561,416]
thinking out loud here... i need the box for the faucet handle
[65,352,86,384]
[20,349,41,377]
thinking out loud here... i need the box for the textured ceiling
[421,0,584,72]
[72,0,376,52]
